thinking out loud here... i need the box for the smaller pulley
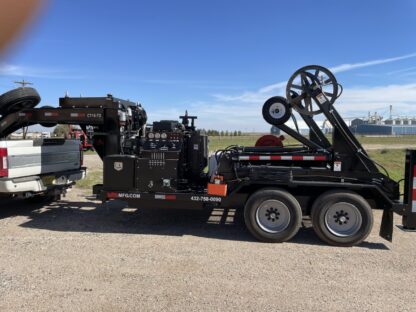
[286,65,338,116]
[262,96,292,126]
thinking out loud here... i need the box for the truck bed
[0,139,81,178]
[0,138,85,196]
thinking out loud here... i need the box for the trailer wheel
[244,189,302,243]
[311,190,373,246]
[0,87,41,115]
[262,96,292,126]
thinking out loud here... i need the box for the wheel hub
[333,210,350,225]
[269,103,285,119]
[324,202,362,237]
[255,200,290,234]
[266,208,280,222]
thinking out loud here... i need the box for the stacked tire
[0,87,41,116]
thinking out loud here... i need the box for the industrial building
[349,109,416,135]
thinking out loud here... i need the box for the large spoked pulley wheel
[262,96,292,126]
[286,65,338,116]
[0,87,41,116]
[244,188,302,243]
[311,190,373,246]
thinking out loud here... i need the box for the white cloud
[386,66,416,76]
[0,64,25,76]
[0,63,84,79]
[330,53,416,73]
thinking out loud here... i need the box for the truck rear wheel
[244,188,302,243]
[311,190,373,246]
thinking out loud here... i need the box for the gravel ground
[0,155,415,311]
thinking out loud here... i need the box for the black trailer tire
[262,96,292,126]
[311,190,373,247]
[244,188,302,243]
[0,87,41,115]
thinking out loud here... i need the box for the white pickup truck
[0,138,86,201]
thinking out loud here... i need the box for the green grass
[356,135,416,145]
[83,149,97,155]
[76,169,102,189]
[367,149,406,182]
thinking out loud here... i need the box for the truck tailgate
[0,139,81,179]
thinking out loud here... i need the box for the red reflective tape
[413,165,416,177]
[412,189,416,200]
[314,155,327,161]
[165,195,176,200]
[18,112,33,117]
[70,112,86,118]
[44,112,59,117]
[107,192,118,199]
[239,154,328,161]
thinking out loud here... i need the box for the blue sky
[1,0,416,131]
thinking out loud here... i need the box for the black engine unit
[103,114,208,193]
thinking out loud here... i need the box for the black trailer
[0,65,415,246]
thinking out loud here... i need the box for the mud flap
[380,208,393,242]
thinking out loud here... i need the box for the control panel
[143,131,183,151]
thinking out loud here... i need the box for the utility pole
[13,79,33,87]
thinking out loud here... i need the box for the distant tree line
[202,129,243,136]
[53,124,70,137]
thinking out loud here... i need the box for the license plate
[41,175,55,186]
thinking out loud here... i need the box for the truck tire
[262,96,292,126]
[0,87,41,115]
[311,190,373,246]
[244,188,302,243]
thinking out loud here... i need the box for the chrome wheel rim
[255,199,291,233]
[324,202,362,237]
[269,102,286,120]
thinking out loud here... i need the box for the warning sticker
[316,93,327,104]
[334,161,342,172]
